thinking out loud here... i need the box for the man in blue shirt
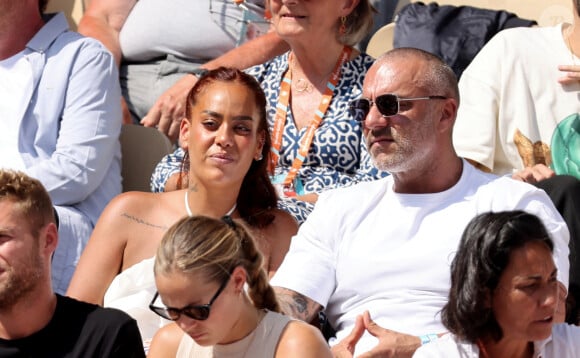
[0,0,122,293]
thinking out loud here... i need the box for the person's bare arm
[66,193,132,305]
[147,323,183,358]
[276,320,333,358]
[140,32,289,140]
[274,287,322,323]
[203,31,289,70]
[266,210,297,279]
[78,0,137,66]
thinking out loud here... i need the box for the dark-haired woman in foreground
[147,216,332,357]
[414,211,580,358]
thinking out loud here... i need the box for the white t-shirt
[270,161,569,355]
[413,324,580,357]
[0,50,31,170]
[454,24,580,177]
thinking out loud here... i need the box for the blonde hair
[341,0,375,46]
[154,215,280,312]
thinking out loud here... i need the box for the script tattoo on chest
[121,213,168,231]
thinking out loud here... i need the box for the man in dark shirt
[0,169,145,357]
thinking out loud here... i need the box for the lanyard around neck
[269,46,352,187]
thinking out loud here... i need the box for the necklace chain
[184,190,236,217]
[294,78,314,93]
[290,54,335,93]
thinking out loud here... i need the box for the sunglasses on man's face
[349,94,448,122]
[149,276,230,321]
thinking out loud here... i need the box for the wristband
[419,333,439,345]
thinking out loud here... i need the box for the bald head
[371,48,460,105]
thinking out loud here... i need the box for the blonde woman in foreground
[147,215,332,357]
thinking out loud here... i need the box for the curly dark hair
[178,67,277,228]
[441,210,554,343]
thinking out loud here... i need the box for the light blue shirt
[6,12,123,292]
[16,12,122,227]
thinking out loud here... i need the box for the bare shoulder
[267,208,298,240]
[276,320,332,358]
[99,190,182,229]
[147,323,184,358]
[100,191,156,219]
[260,209,297,277]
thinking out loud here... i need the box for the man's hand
[141,73,199,142]
[511,164,555,183]
[558,64,580,85]
[333,311,422,358]
[331,315,364,358]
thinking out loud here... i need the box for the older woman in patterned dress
[152,0,388,224]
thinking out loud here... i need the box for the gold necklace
[294,78,314,93]
[290,54,335,94]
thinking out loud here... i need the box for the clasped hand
[558,64,580,86]
[331,311,421,358]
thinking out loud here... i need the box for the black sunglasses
[149,276,230,321]
[349,94,448,121]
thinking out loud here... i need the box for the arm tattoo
[275,287,321,322]
[121,213,168,231]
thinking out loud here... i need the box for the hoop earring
[256,153,263,161]
[339,16,347,36]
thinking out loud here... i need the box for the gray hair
[376,47,460,103]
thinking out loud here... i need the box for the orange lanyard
[269,46,352,187]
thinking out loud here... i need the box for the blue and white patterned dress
[151,52,389,223]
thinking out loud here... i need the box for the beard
[366,127,416,172]
[0,251,43,309]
